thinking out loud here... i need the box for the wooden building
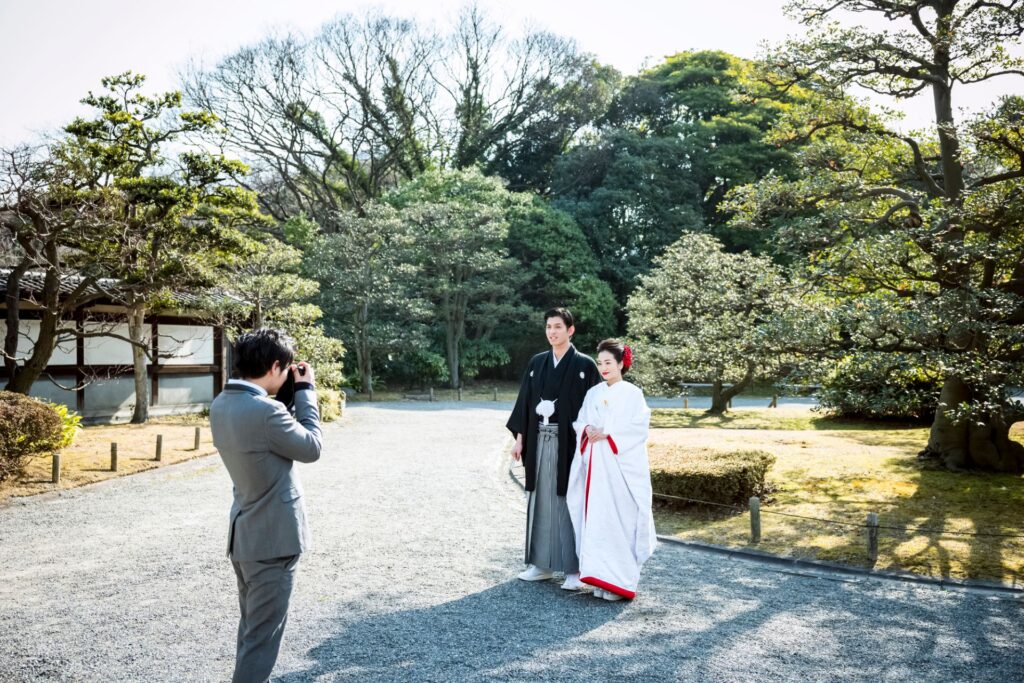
[1,269,230,423]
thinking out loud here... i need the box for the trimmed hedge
[0,391,67,484]
[649,446,775,506]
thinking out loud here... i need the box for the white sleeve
[573,387,596,435]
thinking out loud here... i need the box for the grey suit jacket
[209,381,323,562]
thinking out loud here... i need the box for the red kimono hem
[580,576,636,599]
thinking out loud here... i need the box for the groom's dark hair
[232,328,296,379]
[544,307,574,328]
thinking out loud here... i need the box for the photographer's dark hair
[544,307,574,328]
[596,338,629,374]
[232,328,296,379]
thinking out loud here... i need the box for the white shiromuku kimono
[568,380,657,598]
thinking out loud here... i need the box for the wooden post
[683,397,689,410]
[155,434,163,462]
[458,387,463,401]
[51,453,61,484]
[728,398,733,410]
[193,427,201,451]
[110,443,118,472]
[429,387,435,402]
[493,387,498,401]
[866,512,879,561]
[749,496,761,544]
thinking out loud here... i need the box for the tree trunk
[913,24,1024,472]
[921,377,1024,473]
[5,309,62,394]
[128,304,150,424]
[356,303,373,394]
[357,338,373,395]
[931,82,965,201]
[357,349,373,395]
[3,262,29,384]
[5,259,67,394]
[705,361,756,415]
[446,326,460,390]
[708,377,727,414]
[444,293,466,390]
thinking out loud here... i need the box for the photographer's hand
[291,362,316,387]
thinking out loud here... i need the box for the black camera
[273,365,306,412]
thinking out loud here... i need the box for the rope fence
[653,492,1024,544]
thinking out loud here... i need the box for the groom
[210,328,323,683]
[508,307,602,590]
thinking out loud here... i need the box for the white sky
[1,0,1021,146]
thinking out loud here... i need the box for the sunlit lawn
[650,406,922,431]
[651,407,1024,585]
[1,416,218,501]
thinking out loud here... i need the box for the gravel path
[1,402,1021,682]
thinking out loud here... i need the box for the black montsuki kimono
[507,345,602,496]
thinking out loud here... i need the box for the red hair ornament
[622,345,633,371]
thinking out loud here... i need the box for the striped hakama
[525,423,579,573]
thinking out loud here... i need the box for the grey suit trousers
[231,554,300,683]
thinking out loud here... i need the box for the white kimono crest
[568,380,657,598]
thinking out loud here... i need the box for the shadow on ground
[279,552,1022,682]
[279,580,624,682]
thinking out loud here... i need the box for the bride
[567,339,657,601]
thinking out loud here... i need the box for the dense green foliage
[302,206,417,393]
[809,354,942,421]
[386,168,526,388]
[552,51,801,302]
[627,233,789,413]
[503,198,617,360]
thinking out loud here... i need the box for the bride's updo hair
[596,338,632,374]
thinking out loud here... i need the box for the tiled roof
[0,269,121,298]
[0,269,246,309]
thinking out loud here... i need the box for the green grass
[651,414,1024,584]
[650,407,924,431]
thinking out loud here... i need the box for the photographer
[209,328,322,683]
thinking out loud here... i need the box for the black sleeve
[586,357,602,389]
[507,363,532,437]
